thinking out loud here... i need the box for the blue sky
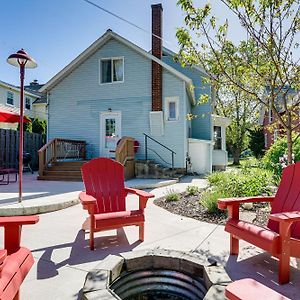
[0,0,244,86]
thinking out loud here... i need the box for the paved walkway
[0,175,299,299]
[0,173,178,215]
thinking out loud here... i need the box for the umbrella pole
[19,65,25,203]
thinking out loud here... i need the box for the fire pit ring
[82,249,231,300]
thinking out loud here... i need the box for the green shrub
[262,136,300,178]
[186,185,200,196]
[32,118,47,134]
[200,190,228,213]
[205,166,273,200]
[165,189,180,202]
[206,172,225,185]
[17,119,32,132]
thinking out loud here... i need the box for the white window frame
[25,97,31,110]
[99,57,124,85]
[269,107,273,123]
[165,96,179,121]
[264,133,268,148]
[274,129,278,141]
[6,91,14,106]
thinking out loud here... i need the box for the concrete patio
[0,174,299,299]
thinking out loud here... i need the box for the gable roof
[40,30,195,104]
[0,80,40,99]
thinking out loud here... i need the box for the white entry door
[100,112,121,157]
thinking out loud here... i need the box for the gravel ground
[154,191,271,227]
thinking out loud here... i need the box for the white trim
[149,111,164,136]
[99,56,124,85]
[212,114,231,127]
[99,111,122,157]
[164,96,179,121]
[39,30,196,104]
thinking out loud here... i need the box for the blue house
[40,4,230,177]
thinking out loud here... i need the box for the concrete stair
[135,160,181,179]
[37,160,87,181]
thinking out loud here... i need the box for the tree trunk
[232,148,241,165]
[286,129,293,165]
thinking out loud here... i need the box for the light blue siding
[162,53,212,140]
[48,38,187,167]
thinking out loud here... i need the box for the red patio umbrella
[0,108,31,123]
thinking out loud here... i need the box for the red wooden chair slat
[80,158,154,250]
[218,162,300,284]
[0,216,39,300]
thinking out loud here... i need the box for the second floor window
[6,91,14,106]
[25,97,31,110]
[100,58,124,84]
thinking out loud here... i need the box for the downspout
[46,91,50,142]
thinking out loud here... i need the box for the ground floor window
[213,126,222,150]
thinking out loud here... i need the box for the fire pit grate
[111,269,207,300]
[82,249,231,300]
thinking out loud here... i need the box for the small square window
[6,91,14,106]
[25,97,31,110]
[100,58,123,83]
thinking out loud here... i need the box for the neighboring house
[40,4,230,174]
[262,88,299,149]
[25,80,48,121]
[0,80,46,130]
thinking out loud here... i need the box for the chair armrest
[124,187,154,199]
[269,211,300,223]
[0,216,39,255]
[0,216,39,226]
[124,187,154,210]
[79,192,96,206]
[218,196,275,210]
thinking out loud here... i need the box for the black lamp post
[7,49,37,202]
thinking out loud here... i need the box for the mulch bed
[154,190,271,227]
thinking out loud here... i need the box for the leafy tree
[176,0,300,165]
[248,126,265,158]
[32,118,47,134]
[17,118,32,132]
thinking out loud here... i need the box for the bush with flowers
[263,136,300,180]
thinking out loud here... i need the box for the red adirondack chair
[0,216,39,300]
[80,158,154,250]
[218,162,300,284]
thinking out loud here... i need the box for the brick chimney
[151,4,163,111]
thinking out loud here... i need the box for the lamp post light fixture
[7,49,37,202]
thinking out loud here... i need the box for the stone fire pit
[82,249,231,300]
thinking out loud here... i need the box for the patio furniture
[0,160,18,185]
[0,215,39,300]
[225,278,290,300]
[80,158,154,250]
[218,162,300,284]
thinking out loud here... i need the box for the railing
[143,133,176,170]
[38,138,86,176]
[115,136,135,166]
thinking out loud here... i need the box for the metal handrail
[143,133,176,170]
